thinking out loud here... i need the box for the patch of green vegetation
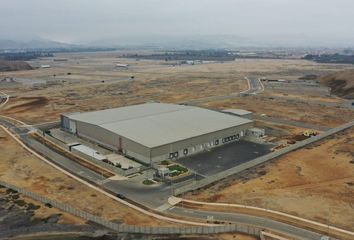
[168,164,188,172]
[14,199,26,207]
[11,194,20,200]
[27,202,41,210]
[6,188,18,194]
[161,160,170,165]
[45,203,53,208]
[142,179,155,185]
[168,164,188,177]
[44,130,51,135]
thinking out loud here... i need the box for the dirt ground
[1,54,353,125]
[186,127,354,231]
[0,128,176,227]
[202,95,354,128]
[0,186,85,225]
[1,52,354,237]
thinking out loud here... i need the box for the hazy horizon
[1,0,354,47]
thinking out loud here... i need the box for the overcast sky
[1,0,354,46]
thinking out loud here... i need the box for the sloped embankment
[0,60,33,72]
[320,70,354,99]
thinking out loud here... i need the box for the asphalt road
[0,118,337,239]
[177,140,272,177]
[167,207,328,240]
[241,77,264,95]
[0,118,172,209]
[103,180,171,209]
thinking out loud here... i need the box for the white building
[61,103,253,164]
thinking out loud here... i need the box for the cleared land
[202,95,354,128]
[0,128,174,227]
[0,55,353,126]
[186,127,354,231]
[1,52,354,239]
[320,69,354,99]
[0,185,97,238]
[0,60,33,72]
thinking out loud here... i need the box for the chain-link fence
[0,180,262,236]
[174,121,354,195]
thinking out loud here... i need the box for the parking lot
[176,140,272,177]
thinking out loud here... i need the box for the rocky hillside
[320,70,354,99]
[0,60,33,72]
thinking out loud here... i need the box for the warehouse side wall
[75,120,119,150]
[70,120,152,164]
[150,122,253,162]
[120,138,151,164]
[61,115,77,134]
[63,117,253,165]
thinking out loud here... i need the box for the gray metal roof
[66,103,252,148]
[222,109,252,116]
[64,103,188,125]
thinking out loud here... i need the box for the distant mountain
[0,39,77,50]
[88,34,262,49]
[87,34,354,49]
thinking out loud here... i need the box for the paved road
[0,119,107,183]
[0,118,340,239]
[183,76,353,113]
[241,77,264,95]
[167,207,327,240]
[0,117,171,209]
[183,77,263,106]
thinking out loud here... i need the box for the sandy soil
[0,186,85,225]
[1,52,354,236]
[1,56,353,125]
[0,128,176,226]
[202,95,354,128]
[186,128,354,231]
[320,69,354,99]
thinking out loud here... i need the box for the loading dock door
[69,120,77,134]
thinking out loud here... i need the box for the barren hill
[320,70,354,99]
[0,60,33,72]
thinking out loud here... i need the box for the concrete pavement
[1,91,350,239]
[167,207,327,240]
[0,119,338,239]
[241,77,264,95]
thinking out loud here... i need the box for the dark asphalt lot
[0,118,336,239]
[177,140,272,177]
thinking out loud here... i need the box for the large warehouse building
[61,103,253,164]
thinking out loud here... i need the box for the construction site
[1,50,354,240]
